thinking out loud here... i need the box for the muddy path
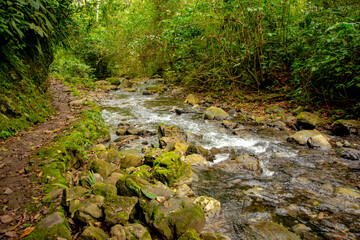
[0,80,78,238]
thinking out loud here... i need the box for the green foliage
[87,171,97,186]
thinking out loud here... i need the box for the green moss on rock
[178,229,201,240]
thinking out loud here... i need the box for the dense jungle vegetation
[1,0,360,138]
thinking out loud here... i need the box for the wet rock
[204,107,230,120]
[27,212,71,240]
[246,221,300,240]
[152,151,193,187]
[158,123,180,138]
[334,187,360,199]
[288,130,330,149]
[110,225,126,240]
[127,127,144,136]
[292,224,311,235]
[185,94,200,105]
[140,197,205,239]
[200,232,231,240]
[296,111,323,129]
[185,154,209,166]
[336,148,360,160]
[332,119,360,136]
[124,223,152,240]
[121,154,143,168]
[197,145,215,162]
[265,106,285,114]
[93,144,106,151]
[171,141,189,155]
[143,90,154,95]
[194,196,222,220]
[146,86,165,94]
[176,184,195,197]
[308,134,331,150]
[214,154,262,173]
[222,120,237,129]
[178,229,201,240]
[103,196,138,226]
[124,88,136,92]
[90,159,114,179]
[79,226,109,240]
[92,182,117,198]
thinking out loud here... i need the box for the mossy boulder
[185,94,200,105]
[152,152,193,187]
[222,120,237,129]
[106,77,121,85]
[204,107,229,120]
[140,197,205,240]
[63,186,91,215]
[103,196,138,226]
[79,226,109,240]
[178,229,201,240]
[90,158,114,179]
[171,142,189,155]
[110,225,126,239]
[97,148,123,164]
[74,201,103,224]
[124,223,152,240]
[144,148,165,166]
[265,106,285,114]
[26,212,71,240]
[121,154,144,169]
[332,119,360,136]
[296,111,323,129]
[334,187,360,199]
[130,165,152,181]
[105,172,124,186]
[92,182,117,198]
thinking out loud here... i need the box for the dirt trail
[0,80,78,239]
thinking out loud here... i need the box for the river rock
[158,123,180,138]
[121,154,143,168]
[214,155,262,173]
[153,151,193,187]
[124,223,152,240]
[171,141,189,155]
[333,119,360,136]
[140,196,205,239]
[194,196,222,220]
[204,107,230,120]
[200,232,231,240]
[185,94,200,105]
[334,187,360,199]
[63,186,91,214]
[146,85,165,94]
[288,130,330,149]
[124,88,136,92]
[110,225,126,240]
[28,212,71,239]
[308,134,331,150]
[97,148,122,164]
[246,221,300,240]
[296,111,323,129]
[222,120,237,129]
[79,226,109,240]
[185,154,209,166]
[265,105,285,114]
[103,196,138,226]
[175,184,195,197]
[197,145,215,162]
[336,148,360,160]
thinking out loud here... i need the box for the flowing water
[100,81,360,240]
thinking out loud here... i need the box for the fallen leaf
[0,215,14,224]
[156,196,166,203]
[57,150,62,153]
[5,231,17,238]
[19,169,25,174]
[20,227,35,238]
[4,188,13,195]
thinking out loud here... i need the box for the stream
[100,80,360,240]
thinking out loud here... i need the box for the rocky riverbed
[21,78,360,240]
